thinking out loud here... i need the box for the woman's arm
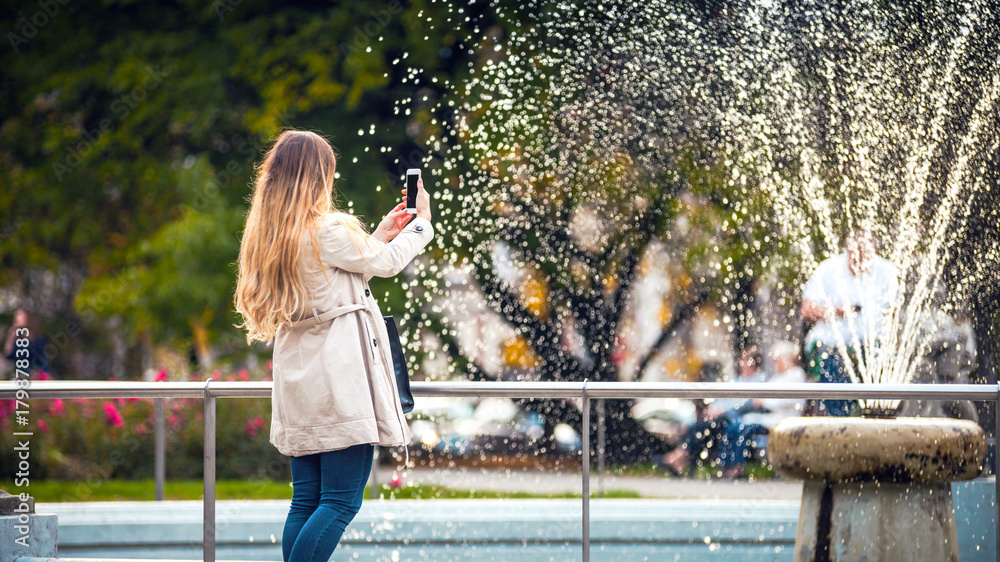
[372,203,413,243]
[801,299,852,322]
[321,215,434,278]
[322,178,435,277]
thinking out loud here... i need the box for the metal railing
[2,380,998,562]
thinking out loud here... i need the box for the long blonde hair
[234,129,365,344]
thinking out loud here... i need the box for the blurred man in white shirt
[800,229,899,416]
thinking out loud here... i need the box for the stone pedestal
[1,514,58,562]
[769,417,986,562]
[0,491,57,562]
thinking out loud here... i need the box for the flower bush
[0,370,289,483]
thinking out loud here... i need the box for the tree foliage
[0,0,488,371]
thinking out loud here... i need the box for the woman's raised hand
[372,203,412,243]
[401,178,432,222]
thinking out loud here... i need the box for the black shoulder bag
[382,316,414,414]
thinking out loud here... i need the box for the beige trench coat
[269,213,434,457]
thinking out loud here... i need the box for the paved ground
[36,478,995,561]
[47,497,804,561]
[381,466,804,500]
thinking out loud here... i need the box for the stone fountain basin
[769,416,986,483]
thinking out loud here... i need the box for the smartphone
[406,169,420,214]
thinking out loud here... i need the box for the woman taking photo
[234,129,433,561]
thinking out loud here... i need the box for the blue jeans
[720,421,768,468]
[807,343,857,417]
[681,417,731,466]
[282,443,374,562]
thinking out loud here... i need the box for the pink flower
[37,420,48,432]
[72,398,91,417]
[389,471,404,489]
[155,370,168,382]
[238,369,249,381]
[103,402,124,428]
[49,398,64,416]
[245,415,266,437]
[37,370,50,380]
[168,414,180,426]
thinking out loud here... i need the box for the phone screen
[406,171,419,211]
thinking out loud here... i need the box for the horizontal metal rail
[2,380,996,401]
[2,379,997,562]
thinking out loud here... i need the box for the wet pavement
[388,466,803,500]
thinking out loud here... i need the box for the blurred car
[407,397,579,462]
[630,398,697,444]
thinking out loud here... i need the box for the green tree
[407,1,798,464]
[0,0,488,373]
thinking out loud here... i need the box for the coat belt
[283,303,367,329]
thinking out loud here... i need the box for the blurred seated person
[801,228,898,416]
[4,306,48,376]
[661,348,768,475]
[718,341,807,477]
[693,360,724,422]
[898,308,978,421]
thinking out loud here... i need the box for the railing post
[581,379,590,562]
[204,379,216,562]
[597,398,605,499]
[155,397,165,501]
